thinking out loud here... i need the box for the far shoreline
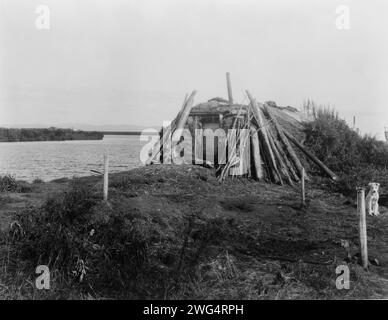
[0,129,158,143]
[0,127,104,143]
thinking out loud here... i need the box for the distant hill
[0,123,160,132]
[0,128,103,142]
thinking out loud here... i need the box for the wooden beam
[246,90,281,184]
[174,91,197,131]
[250,125,264,180]
[226,72,233,104]
[283,130,338,180]
[270,127,299,182]
[263,104,305,180]
[146,91,196,165]
[268,128,293,186]
[357,187,368,270]
[171,91,197,164]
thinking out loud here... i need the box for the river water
[0,135,146,182]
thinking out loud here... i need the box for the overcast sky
[0,0,387,138]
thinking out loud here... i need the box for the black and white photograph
[0,0,388,305]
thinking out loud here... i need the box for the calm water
[0,136,146,182]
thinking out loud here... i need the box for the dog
[366,182,380,216]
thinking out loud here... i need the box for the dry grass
[0,164,387,299]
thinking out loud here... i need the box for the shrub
[303,104,388,195]
[0,174,21,192]
[8,182,151,296]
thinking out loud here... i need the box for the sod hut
[146,74,337,185]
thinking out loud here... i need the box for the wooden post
[357,187,368,270]
[250,126,264,180]
[301,167,306,206]
[226,72,233,105]
[283,130,338,181]
[103,153,109,202]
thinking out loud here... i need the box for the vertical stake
[301,167,306,206]
[357,187,368,270]
[103,153,109,202]
[226,72,233,105]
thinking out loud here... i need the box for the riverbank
[0,128,103,142]
[0,136,143,182]
[0,165,387,299]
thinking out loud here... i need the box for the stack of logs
[146,89,337,186]
[245,90,337,186]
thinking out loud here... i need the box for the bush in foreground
[4,180,231,298]
[0,175,31,193]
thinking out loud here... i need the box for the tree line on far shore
[0,127,103,142]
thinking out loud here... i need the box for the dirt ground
[1,165,388,299]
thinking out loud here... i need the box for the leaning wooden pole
[171,91,197,163]
[174,90,197,131]
[263,104,304,180]
[268,128,293,186]
[270,129,299,182]
[357,187,368,270]
[146,91,196,165]
[226,72,233,104]
[246,90,281,184]
[175,93,189,126]
[283,130,338,181]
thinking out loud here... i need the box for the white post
[357,187,368,270]
[226,72,233,105]
[301,167,306,206]
[103,153,109,201]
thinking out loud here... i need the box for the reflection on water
[0,135,145,182]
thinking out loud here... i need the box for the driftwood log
[250,125,264,180]
[226,72,233,104]
[283,130,338,180]
[268,128,293,186]
[174,91,197,133]
[246,90,282,184]
[269,127,299,182]
[263,104,305,180]
[146,91,196,165]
